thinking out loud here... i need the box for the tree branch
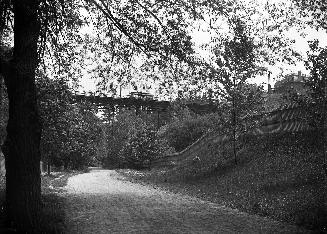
[86,0,146,53]
[135,0,163,27]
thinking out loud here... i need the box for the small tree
[215,18,264,164]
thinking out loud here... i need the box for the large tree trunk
[323,73,327,177]
[2,0,41,231]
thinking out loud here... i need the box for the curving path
[63,169,307,234]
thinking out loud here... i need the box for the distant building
[273,71,307,96]
[264,71,308,111]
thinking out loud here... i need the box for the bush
[103,110,175,169]
[158,114,219,152]
[103,110,146,168]
[119,127,173,169]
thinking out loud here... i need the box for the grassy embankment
[0,170,78,233]
[121,131,327,232]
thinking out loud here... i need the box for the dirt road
[64,169,307,234]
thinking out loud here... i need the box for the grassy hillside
[122,131,327,232]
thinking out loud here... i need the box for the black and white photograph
[0,0,326,233]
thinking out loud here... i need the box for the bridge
[73,92,219,116]
[73,92,170,112]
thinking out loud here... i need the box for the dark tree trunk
[323,75,327,177]
[2,0,41,231]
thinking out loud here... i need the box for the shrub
[119,127,173,169]
[103,110,146,168]
[158,114,219,152]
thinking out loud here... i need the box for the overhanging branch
[135,0,163,27]
[85,0,173,59]
[86,0,146,53]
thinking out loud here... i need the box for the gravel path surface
[63,169,307,234]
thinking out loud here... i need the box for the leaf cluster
[103,109,172,169]
[120,126,169,169]
[293,0,327,30]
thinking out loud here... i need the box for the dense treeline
[38,75,103,170]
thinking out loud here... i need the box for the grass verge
[119,131,327,233]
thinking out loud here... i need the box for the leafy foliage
[289,40,327,173]
[217,83,265,134]
[289,40,327,129]
[103,109,173,169]
[215,18,256,81]
[158,112,217,152]
[37,73,103,170]
[293,0,327,30]
[120,126,172,169]
[62,102,103,169]
[212,18,265,163]
[304,41,327,128]
[103,110,145,168]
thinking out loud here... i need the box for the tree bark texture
[323,73,327,177]
[1,0,41,231]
